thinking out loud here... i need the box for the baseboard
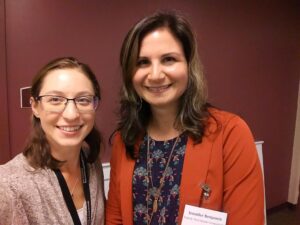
[267,202,298,215]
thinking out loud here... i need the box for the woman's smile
[145,84,172,93]
[57,125,83,133]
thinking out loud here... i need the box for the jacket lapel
[179,136,214,222]
[120,152,135,225]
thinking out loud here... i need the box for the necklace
[146,135,179,225]
[70,177,79,197]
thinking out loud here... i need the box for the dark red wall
[0,0,10,162]
[1,0,299,209]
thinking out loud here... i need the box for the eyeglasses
[35,95,99,113]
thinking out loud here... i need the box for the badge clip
[201,183,211,200]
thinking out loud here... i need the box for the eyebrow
[162,52,182,57]
[138,52,183,58]
[40,91,95,96]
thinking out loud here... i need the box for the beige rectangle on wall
[20,86,31,108]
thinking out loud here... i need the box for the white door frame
[288,81,300,204]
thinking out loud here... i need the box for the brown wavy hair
[116,11,210,158]
[23,57,102,169]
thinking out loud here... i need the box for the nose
[148,62,164,81]
[62,101,79,120]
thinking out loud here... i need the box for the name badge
[182,205,227,225]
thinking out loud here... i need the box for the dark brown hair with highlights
[117,11,210,158]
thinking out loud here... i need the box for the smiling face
[133,27,188,112]
[31,68,96,153]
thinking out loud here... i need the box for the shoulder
[208,107,243,125]
[0,153,33,180]
[0,154,35,207]
[110,131,127,156]
[0,153,50,195]
[207,108,257,160]
[207,107,252,135]
[110,131,124,145]
[110,131,142,160]
[110,131,126,159]
[205,108,256,157]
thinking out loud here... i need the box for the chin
[56,140,83,149]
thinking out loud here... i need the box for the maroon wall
[0,0,10,163]
[1,0,299,209]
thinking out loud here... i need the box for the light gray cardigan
[0,153,105,225]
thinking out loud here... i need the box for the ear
[30,97,40,118]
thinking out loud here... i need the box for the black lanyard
[54,151,91,225]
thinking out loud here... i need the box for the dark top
[133,133,188,225]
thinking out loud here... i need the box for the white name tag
[182,205,227,225]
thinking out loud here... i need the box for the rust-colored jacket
[106,109,265,225]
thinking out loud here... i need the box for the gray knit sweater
[0,153,105,225]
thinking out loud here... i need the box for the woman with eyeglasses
[0,57,105,225]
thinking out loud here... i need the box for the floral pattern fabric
[133,133,187,225]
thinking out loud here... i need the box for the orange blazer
[106,109,265,225]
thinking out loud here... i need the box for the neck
[51,146,81,174]
[60,156,81,174]
[51,146,84,208]
[148,105,181,140]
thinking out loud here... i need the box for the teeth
[147,85,170,92]
[59,126,81,132]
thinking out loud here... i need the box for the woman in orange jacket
[106,11,265,225]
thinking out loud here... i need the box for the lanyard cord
[54,151,91,225]
[80,151,92,225]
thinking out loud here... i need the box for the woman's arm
[105,133,124,225]
[222,116,265,225]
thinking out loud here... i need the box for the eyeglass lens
[38,95,98,112]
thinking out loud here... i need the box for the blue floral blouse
[133,133,188,225]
